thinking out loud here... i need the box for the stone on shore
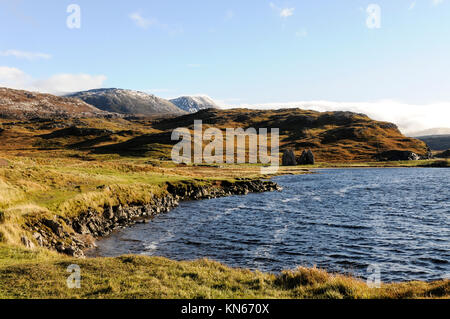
[282,149,297,166]
[297,149,315,165]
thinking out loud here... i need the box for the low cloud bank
[0,66,106,96]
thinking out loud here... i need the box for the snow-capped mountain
[67,88,186,116]
[169,96,220,113]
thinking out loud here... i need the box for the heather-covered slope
[0,87,109,119]
[0,95,430,162]
[113,108,429,162]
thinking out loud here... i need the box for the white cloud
[129,12,183,35]
[0,50,52,61]
[0,66,107,95]
[33,74,107,95]
[270,2,295,18]
[280,8,295,17]
[129,12,155,29]
[224,99,450,135]
[432,0,443,6]
[408,1,416,10]
[0,66,32,88]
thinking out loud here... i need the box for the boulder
[377,150,420,161]
[282,149,297,166]
[64,246,85,258]
[32,232,45,246]
[297,149,315,165]
[42,219,64,237]
[21,235,35,249]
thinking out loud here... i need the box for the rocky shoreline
[24,179,281,257]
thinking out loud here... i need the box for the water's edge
[88,167,450,283]
[24,179,280,257]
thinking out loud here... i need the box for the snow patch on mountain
[170,95,220,113]
[66,88,185,115]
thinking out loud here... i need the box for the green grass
[0,245,448,299]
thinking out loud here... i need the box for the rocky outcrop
[24,180,280,257]
[21,236,35,249]
[282,150,297,166]
[297,149,315,165]
[377,150,420,161]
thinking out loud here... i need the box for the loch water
[88,168,450,282]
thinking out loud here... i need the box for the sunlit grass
[0,245,448,299]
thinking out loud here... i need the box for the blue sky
[0,0,449,132]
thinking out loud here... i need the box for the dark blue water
[89,168,450,282]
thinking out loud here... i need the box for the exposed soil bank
[24,179,280,257]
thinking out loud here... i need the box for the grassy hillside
[153,108,429,162]
[0,87,109,119]
[0,108,429,163]
[1,245,448,299]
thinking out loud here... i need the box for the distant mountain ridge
[415,134,450,151]
[66,88,186,116]
[0,87,110,119]
[170,96,220,113]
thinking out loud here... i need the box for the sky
[0,0,449,134]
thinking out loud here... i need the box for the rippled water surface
[89,168,450,282]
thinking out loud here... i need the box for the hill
[93,108,429,162]
[0,87,109,119]
[0,92,430,162]
[169,96,220,113]
[67,88,186,116]
[415,135,450,151]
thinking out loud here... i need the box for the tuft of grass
[0,246,448,299]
